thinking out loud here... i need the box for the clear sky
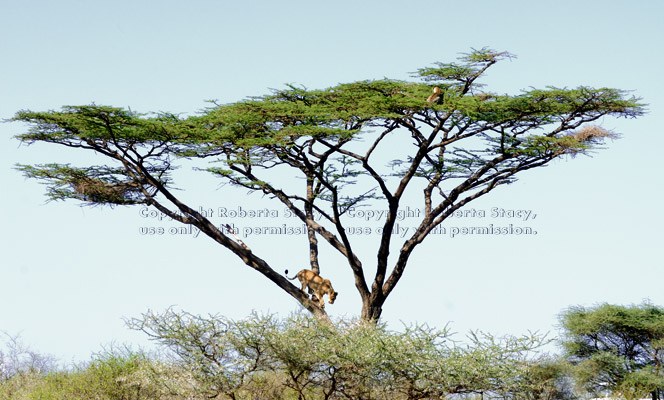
[1,0,663,363]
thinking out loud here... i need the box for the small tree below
[128,310,554,400]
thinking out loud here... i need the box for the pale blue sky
[1,0,663,363]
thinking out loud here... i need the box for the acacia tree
[12,49,643,321]
[560,303,664,400]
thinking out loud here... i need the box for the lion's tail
[284,269,297,280]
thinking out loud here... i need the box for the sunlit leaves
[11,52,644,209]
[13,106,183,144]
[560,303,664,398]
[128,311,553,399]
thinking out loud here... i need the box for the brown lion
[285,269,338,307]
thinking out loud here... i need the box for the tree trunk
[361,293,385,322]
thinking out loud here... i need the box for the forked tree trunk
[361,304,383,322]
[361,293,385,322]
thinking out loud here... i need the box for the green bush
[560,302,664,399]
[1,313,575,400]
[129,310,557,399]
[0,345,191,400]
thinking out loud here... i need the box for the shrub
[129,310,554,399]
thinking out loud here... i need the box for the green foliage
[415,48,510,84]
[9,304,664,400]
[512,359,579,400]
[13,106,181,143]
[560,302,664,399]
[126,310,556,399]
[11,48,644,210]
[0,310,597,400]
[0,346,198,400]
[12,105,180,206]
[10,48,646,322]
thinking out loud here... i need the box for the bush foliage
[128,310,561,399]
[2,312,573,400]
[560,302,664,400]
[9,304,664,399]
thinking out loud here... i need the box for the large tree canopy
[12,48,644,321]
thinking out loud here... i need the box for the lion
[426,86,441,103]
[285,269,338,307]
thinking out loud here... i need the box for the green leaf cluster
[13,105,182,144]
[10,48,645,210]
[0,345,180,400]
[127,310,553,399]
[180,80,428,153]
[560,303,664,399]
[415,47,511,84]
